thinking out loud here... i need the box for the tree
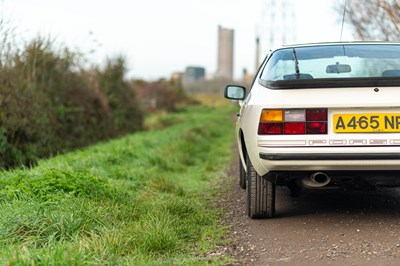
[340,0,400,41]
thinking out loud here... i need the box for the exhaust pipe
[301,172,331,188]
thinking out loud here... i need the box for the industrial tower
[216,25,234,80]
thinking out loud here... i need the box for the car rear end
[224,42,400,218]
[249,43,400,189]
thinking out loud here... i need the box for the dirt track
[222,155,400,266]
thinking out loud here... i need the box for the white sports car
[225,42,400,219]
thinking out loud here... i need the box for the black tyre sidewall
[239,157,246,189]
[245,153,276,219]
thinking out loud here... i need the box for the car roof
[272,41,400,51]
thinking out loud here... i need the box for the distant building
[181,66,206,93]
[216,25,234,80]
[182,66,205,83]
[170,72,183,84]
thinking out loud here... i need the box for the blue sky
[2,0,353,80]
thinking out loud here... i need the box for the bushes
[98,57,143,136]
[0,37,143,168]
[132,79,191,113]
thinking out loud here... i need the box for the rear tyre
[246,154,276,218]
[239,157,246,189]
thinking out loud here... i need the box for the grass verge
[0,105,236,265]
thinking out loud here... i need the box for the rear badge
[374,88,379,92]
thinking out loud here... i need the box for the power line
[260,0,296,49]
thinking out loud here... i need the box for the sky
[2,0,354,81]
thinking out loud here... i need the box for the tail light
[258,109,328,135]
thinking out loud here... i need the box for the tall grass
[0,105,236,265]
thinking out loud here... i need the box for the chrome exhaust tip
[301,172,331,188]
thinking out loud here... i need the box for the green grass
[0,105,236,265]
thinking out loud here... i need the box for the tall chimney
[216,25,234,80]
[255,36,260,74]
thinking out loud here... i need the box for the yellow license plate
[333,113,400,133]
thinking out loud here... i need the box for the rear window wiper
[292,48,300,79]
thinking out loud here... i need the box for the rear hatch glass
[259,44,400,89]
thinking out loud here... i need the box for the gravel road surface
[221,155,400,266]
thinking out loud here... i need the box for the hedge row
[0,38,143,168]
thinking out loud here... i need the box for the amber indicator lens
[260,110,283,122]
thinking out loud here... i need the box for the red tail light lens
[306,122,327,134]
[259,108,328,135]
[284,122,305,134]
[306,109,327,121]
[258,123,283,134]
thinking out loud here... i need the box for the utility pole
[259,0,296,51]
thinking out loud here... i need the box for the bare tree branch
[339,0,400,41]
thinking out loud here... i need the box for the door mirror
[224,85,246,100]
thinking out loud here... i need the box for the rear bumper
[253,146,400,175]
[260,153,400,160]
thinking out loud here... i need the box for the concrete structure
[181,66,206,93]
[216,25,234,80]
[255,36,261,74]
[182,66,205,83]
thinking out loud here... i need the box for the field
[0,105,236,265]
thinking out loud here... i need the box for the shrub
[132,79,189,113]
[97,56,143,137]
[0,37,143,168]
